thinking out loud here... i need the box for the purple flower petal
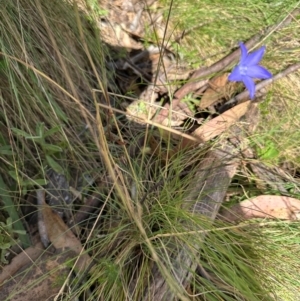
[243,46,266,66]
[228,66,243,81]
[239,42,248,63]
[247,65,272,79]
[229,41,272,99]
[242,76,256,99]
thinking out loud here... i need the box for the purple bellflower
[228,42,272,99]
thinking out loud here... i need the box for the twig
[219,62,300,112]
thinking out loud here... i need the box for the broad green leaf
[259,142,279,160]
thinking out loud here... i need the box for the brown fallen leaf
[0,242,45,286]
[219,195,300,223]
[199,73,229,109]
[37,190,93,273]
[100,22,143,49]
[193,101,250,142]
[0,249,74,300]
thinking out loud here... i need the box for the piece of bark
[142,143,240,300]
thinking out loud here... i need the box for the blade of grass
[0,175,31,248]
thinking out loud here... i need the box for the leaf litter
[1,0,300,300]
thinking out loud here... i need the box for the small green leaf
[11,127,43,141]
[48,99,68,123]
[8,170,22,183]
[12,229,26,235]
[42,143,63,153]
[0,145,14,156]
[44,124,63,138]
[260,147,279,160]
[11,128,32,138]
[25,136,43,141]
[22,186,27,196]
[258,141,279,160]
[0,175,30,248]
[22,178,48,186]
[0,133,9,145]
[36,122,45,138]
[0,243,11,250]
[5,217,12,228]
[46,155,64,174]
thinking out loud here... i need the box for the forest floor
[0,0,300,300]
